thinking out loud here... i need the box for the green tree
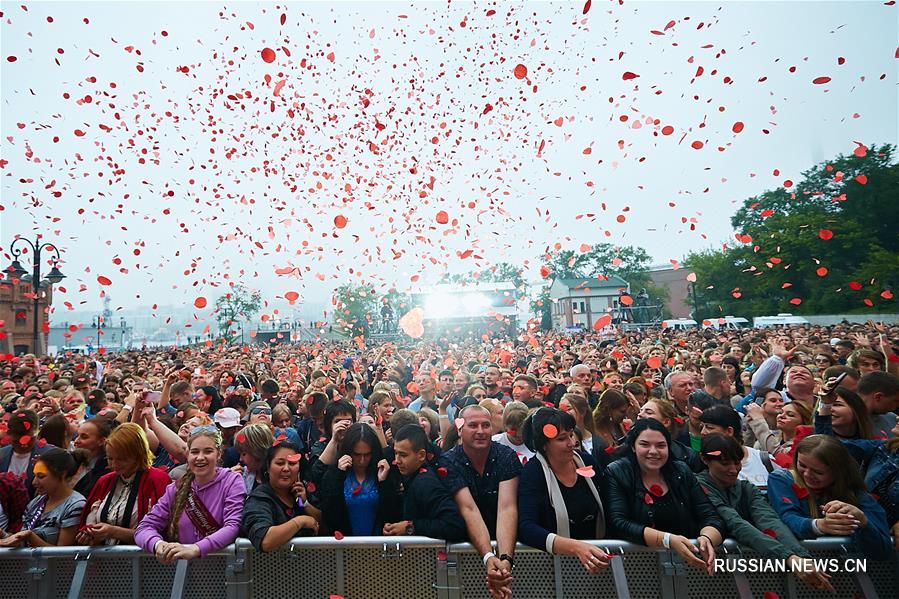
[214,284,262,344]
[688,144,897,318]
[332,284,378,338]
[440,262,525,289]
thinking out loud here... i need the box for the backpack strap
[760,450,774,473]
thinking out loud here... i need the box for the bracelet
[699,534,714,545]
[662,533,671,549]
[482,551,496,566]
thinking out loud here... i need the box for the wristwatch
[404,522,415,535]
[499,553,515,568]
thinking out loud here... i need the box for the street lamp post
[4,237,65,355]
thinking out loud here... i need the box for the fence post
[607,547,631,599]
[26,553,52,599]
[66,552,91,599]
[170,559,189,599]
[552,555,565,598]
[434,548,457,599]
[225,545,250,599]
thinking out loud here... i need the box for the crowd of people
[1,320,898,597]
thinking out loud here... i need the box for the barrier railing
[0,537,895,599]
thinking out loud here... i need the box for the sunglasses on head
[190,424,218,435]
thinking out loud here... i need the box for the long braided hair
[166,426,223,541]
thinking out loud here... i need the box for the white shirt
[8,451,30,476]
[492,432,535,463]
[740,446,778,490]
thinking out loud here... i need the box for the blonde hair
[166,427,223,541]
[106,423,153,470]
[234,423,274,463]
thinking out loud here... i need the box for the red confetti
[435,211,449,225]
[334,215,348,229]
[97,275,112,286]
[791,483,809,499]
[643,493,654,505]
[816,267,828,277]
[18,435,31,445]
[818,229,833,240]
[436,466,448,477]
[582,0,592,15]
[575,465,595,478]
[334,531,344,540]
[513,64,528,79]
[646,356,662,369]
[648,484,664,497]
[261,48,276,63]
[812,76,831,84]
[194,297,207,309]
[762,528,777,538]
[542,424,558,439]
[661,125,674,135]
[849,281,863,290]
[732,121,745,134]
[855,174,868,185]
[789,298,802,305]
[691,140,704,150]
[593,314,612,330]
[622,71,639,80]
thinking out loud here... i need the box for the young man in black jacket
[383,424,466,541]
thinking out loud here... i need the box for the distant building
[647,265,693,319]
[0,279,53,355]
[548,276,629,331]
[48,318,133,353]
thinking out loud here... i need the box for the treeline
[686,144,897,318]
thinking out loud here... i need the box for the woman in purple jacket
[134,425,246,562]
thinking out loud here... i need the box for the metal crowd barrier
[0,537,895,599]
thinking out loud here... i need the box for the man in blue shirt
[440,405,521,599]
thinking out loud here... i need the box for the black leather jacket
[601,456,723,544]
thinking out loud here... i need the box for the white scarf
[535,451,606,554]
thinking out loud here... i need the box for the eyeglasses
[250,407,272,415]
[190,424,218,435]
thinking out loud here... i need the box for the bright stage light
[424,294,459,318]
[422,292,493,318]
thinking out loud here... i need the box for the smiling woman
[133,427,246,563]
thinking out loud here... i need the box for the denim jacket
[815,413,899,525]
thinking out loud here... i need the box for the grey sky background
[2,1,896,326]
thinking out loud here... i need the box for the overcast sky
[2,1,896,327]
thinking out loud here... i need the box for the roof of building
[552,275,628,289]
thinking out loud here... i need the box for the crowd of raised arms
[1,321,898,598]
